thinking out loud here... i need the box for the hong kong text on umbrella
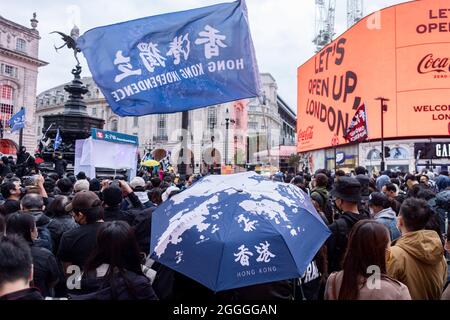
[77,0,261,116]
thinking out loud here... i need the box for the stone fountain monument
[40,26,104,168]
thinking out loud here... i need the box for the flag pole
[18,107,24,149]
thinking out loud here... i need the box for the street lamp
[234,135,238,168]
[375,97,389,172]
[224,108,235,166]
[211,135,215,174]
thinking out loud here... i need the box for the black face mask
[20,187,27,196]
[333,199,343,216]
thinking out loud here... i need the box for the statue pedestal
[41,65,104,165]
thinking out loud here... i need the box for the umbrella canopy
[141,159,160,167]
[150,171,330,292]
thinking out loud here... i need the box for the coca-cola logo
[417,53,450,74]
[298,126,314,142]
[331,134,339,146]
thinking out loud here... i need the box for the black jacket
[3,199,20,215]
[167,270,293,301]
[70,268,158,300]
[103,192,143,225]
[53,158,67,177]
[132,207,155,254]
[15,152,35,177]
[327,211,369,273]
[0,288,43,300]
[30,244,63,297]
[218,281,294,300]
[103,206,135,225]
[0,163,12,177]
[28,210,53,252]
[47,215,78,254]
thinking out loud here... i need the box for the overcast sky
[2,0,410,111]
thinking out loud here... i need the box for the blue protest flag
[54,128,62,150]
[77,0,261,116]
[9,108,25,132]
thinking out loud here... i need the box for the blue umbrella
[149,171,331,292]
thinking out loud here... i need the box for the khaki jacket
[324,271,411,300]
[387,230,447,300]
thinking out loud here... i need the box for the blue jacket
[375,208,401,241]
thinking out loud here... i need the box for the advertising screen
[297,0,450,152]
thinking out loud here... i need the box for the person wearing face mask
[0,179,25,216]
[15,146,35,178]
[326,177,369,273]
[368,192,400,241]
[57,191,104,276]
[53,152,67,179]
[5,213,62,298]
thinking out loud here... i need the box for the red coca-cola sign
[298,126,314,142]
[417,53,450,74]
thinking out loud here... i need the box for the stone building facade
[0,13,47,152]
[36,73,295,174]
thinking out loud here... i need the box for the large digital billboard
[297,0,450,152]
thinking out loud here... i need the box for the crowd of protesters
[0,160,449,300]
[287,167,450,300]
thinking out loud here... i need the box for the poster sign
[91,128,138,146]
[415,142,450,159]
[297,0,450,152]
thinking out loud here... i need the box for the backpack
[312,189,334,224]
[329,217,351,272]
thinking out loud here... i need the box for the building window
[3,64,17,78]
[1,85,13,100]
[16,38,26,52]
[248,121,258,130]
[0,104,14,122]
[133,116,139,127]
[157,114,167,138]
[92,108,97,116]
[0,85,14,122]
[110,119,118,132]
[207,107,217,130]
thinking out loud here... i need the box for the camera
[109,180,121,188]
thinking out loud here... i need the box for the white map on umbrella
[154,172,315,258]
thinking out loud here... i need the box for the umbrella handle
[295,278,307,301]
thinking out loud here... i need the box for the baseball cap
[65,190,101,213]
[162,186,180,202]
[130,177,145,189]
[74,179,90,193]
